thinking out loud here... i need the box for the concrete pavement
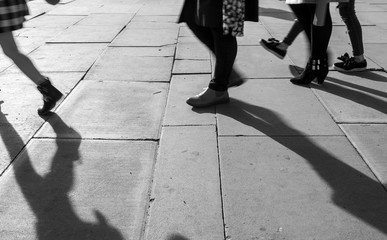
[1,0,387,239]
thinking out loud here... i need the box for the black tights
[290,4,332,59]
[186,22,237,91]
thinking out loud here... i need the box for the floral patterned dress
[179,0,258,37]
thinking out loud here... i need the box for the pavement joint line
[162,124,216,127]
[218,134,346,138]
[32,137,160,142]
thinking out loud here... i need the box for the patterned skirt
[0,0,29,33]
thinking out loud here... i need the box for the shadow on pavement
[0,109,124,240]
[166,233,191,240]
[196,98,387,234]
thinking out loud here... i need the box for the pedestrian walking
[284,0,349,85]
[178,0,258,108]
[0,0,62,115]
[260,0,365,73]
[333,0,367,72]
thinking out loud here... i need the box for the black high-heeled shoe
[37,78,63,115]
[290,57,328,85]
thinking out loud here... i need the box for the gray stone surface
[0,138,157,240]
[0,71,83,174]
[145,126,223,240]
[36,81,168,139]
[76,13,134,26]
[163,75,216,126]
[235,46,295,78]
[48,25,124,43]
[24,15,85,28]
[111,28,178,47]
[29,44,107,72]
[219,136,387,240]
[341,124,387,188]
[85,49,173,81]
[172,59,211,75]
[175,42,210,60]
[217,79,343,136]
[313,71,387,123]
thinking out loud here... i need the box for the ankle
[354,55,365,62]
[277,42,288,51]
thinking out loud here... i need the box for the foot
[186,88,229,108]
[37,79,63,115]
[333,53,367,72]
[227,70,246,88]
[260,38,287,59]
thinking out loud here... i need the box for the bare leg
[0,32,46,85]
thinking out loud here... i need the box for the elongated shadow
[259,7,295,21]
[198,99,387,234]
[0,110,124,240]
[166,233,191,240]
[289,66,387,115]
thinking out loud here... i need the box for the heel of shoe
[314,58,328,84]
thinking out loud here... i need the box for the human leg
[0,32,46,85]
[334,0,367,72]
[186,28,236,108]
[0,32,63,115]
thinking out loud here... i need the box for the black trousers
[289,3,332,59]
[186,22,237,91]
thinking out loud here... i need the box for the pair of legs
[287,3,332,84]
[0,31,62,115]
[186,22,237,91]
[185,22,238,107]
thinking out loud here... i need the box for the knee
[338,3,354,20]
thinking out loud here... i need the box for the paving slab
[111,28,178,47]
[48,25,123,43]
[364,43,387,70]
[46,4,99,15]
[0,138,157,240]
[163,75,216,126]
[216,79,343,136]
[219,136,387,239]
[145,126,223,240]
[136,4,182,16]
[75,13,134,26]
[28,44,107,72]
[175,42,210,60]
[340,124,387,188]
[131,15,178,23]
[92,3,142,14]
[24,15,85,28]
[313,71,387,123]
[0,71,83,173]
[127,21,179,30]
[235,46,295,79]
[85,48,173,82]
[172,59,211,75]
[36,81,168,139]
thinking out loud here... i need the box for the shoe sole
[333,65,367,72]
[260,40,285,60]
[186,98,230,108]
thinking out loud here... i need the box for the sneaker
[186,88,229,108]
[260,38,287,59]
[334,53,367,72]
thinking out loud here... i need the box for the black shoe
[290,57,328,85]
[260,38,287,59]
[37,78,63,115]
[334,53,367,72]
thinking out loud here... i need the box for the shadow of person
[0,109,124,240]
[195,98,387,234]
[288,66,387,116]
[166,233,191,240]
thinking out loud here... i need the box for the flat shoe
[186,88,229,108]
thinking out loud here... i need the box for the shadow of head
[166,233,191,240]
